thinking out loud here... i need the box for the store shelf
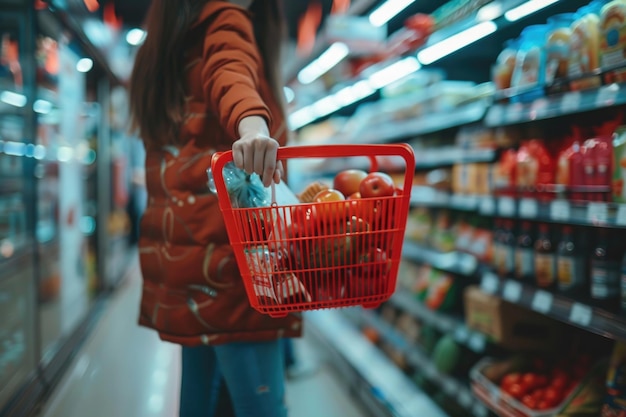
[414,146,495,170]
[355,100,489,144]
[486,83,626,127]
[390,291,487,354]
[306,309,448,417]
[411,191,626,229]
[480,272,626,343]
[351,309,489,417]
[403,240,479,276]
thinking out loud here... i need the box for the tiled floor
[38,260,366,417]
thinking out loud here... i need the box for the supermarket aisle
[38,259,366,417]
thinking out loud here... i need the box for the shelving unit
[306,310,448,417]
[480,272,626,343]
[343,308,490,417]
[403,240,479,277]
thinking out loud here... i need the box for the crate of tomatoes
[210,144,415,318]
[470,354,596,417]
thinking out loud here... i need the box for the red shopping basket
[211,144,415,317]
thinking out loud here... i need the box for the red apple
[333,169,368,197]
[359,172,396,199]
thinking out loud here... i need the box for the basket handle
[211,144,415,211]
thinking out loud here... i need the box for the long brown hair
[129,0,285,148]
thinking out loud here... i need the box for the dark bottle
[620,251,626,314]
[515,221,535,283]
[556,225,587,297]
[498,220,516,277]
[534,223,556,290]
[590,228,621,311]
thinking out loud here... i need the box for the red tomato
[333,169,368,198]
[359,172,396,199]
[531,389,544,401]
[507,383,526,400]
[544,387,563,407]
[537,400,552,410]
[522,373,540,390]
[501,373,522,389]
[522,395,537,410]
[551,374,568,390]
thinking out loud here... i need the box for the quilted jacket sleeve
[200,4,272,140]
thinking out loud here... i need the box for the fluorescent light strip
[369,0,416,27]
[504,0,559,22]
[417,21,498,65]
[297,42,350,85]
[0,91,27,108]
[368,57,421,89]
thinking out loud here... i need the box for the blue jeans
[180,340,287,417]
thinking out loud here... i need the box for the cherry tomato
[508,383,526,400]
[537,400,552,410]
[544,387,563,407]
[522,395,537,410]
[522,373,539,390]
[501,372,522,390]
[531,389,544,401]
[551,374,568,390]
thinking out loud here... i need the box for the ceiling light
[34,99,53,114]
[0,91,27,108]
[126,28,147,46]
[369,0,416,27]
[368,57,421,89]
[76,58,94,73]
[418,21,497,65]
[504,0,559,22]
[297,42,350,85]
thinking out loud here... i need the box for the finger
[274,160,284,184]
[243,144,255,175]
[253,139,266,180]
[262,142,278,187]
[232,144,244,170]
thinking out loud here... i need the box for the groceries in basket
[209,144,415,317]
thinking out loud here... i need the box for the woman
[128,1,301,416]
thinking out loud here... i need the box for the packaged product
[493,149,517,193]
[493,39,519,91]
[613,125,626,203]
[516,140,555,191]
[546,14,576,84]
[602,341,626,416]
[511,25,548,102]
[600,0,626,72]
[569,2,604,90]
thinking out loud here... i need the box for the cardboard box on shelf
[463,285,566,351]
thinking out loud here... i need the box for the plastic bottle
[568,134,585,201]
[590,228,621,311]
[511,25,549,103]
[546,14,576,84]
[557,225,587,297]
[515,221,535,283]
[534,223,557,290]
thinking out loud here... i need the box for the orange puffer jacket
[137,0,302,346]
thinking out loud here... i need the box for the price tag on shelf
[561,91,582,113]
[479,197,496,215]
[596,84,620,107]
[616,204,626,226]
[459,390,473,409]
[506,103,524,123]
[481,273,500,294]
[454,326,470,344]
[531,290,554,314]
[531,98,549,119]
[503,280,523,303]
[550,200,571,221]
[519,198,538,218]
[468,333,487,353]
[587,202,609,224]
[473,402,490,417]
[569,303,593,327]
[443,378,458,395]
[499,197,516,217]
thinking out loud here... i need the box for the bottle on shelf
[515,221,535,283]
[535,223,557,291]
[496,219,516,278]
[590,228,622,311]
[556,225,587,297]
[620,250,626,315]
